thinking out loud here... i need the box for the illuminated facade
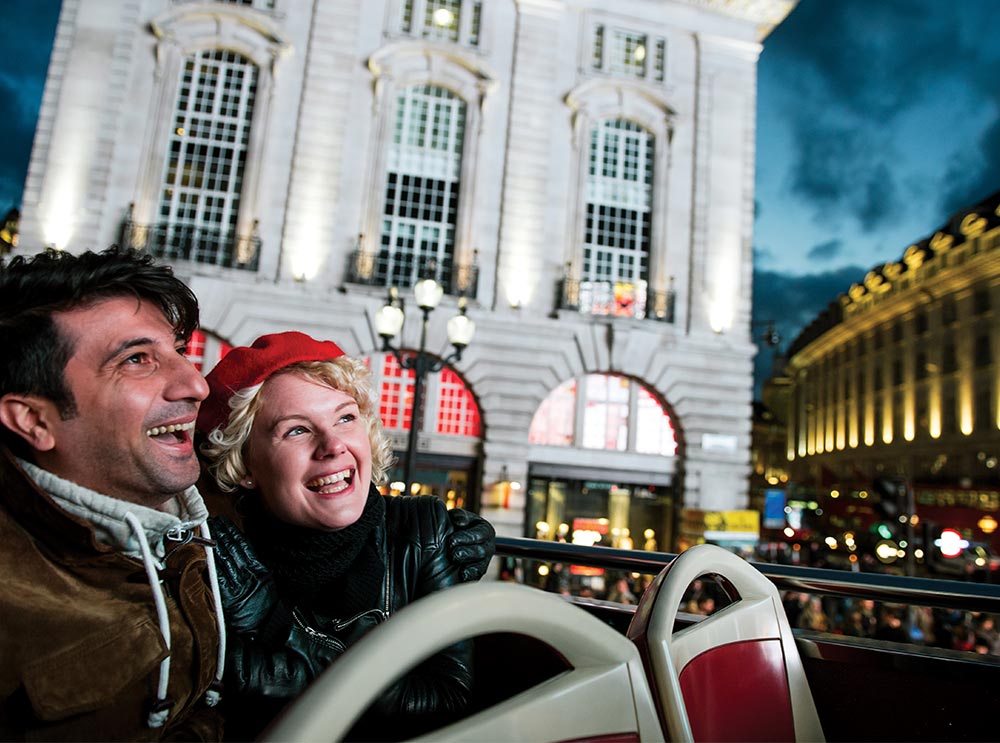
[776,190,1000,558]
[20,0,794,545]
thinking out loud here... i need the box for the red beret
[196,331,345,434]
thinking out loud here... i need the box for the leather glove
[209,515,280,635]
[446,509,496,582]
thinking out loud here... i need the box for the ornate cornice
[674,0,798,40]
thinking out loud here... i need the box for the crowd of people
[781,592,1000,655]
[527,558,1000,657]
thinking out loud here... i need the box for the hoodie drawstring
[125,512,173,728]
[200,521,226,706]
[124,515,228,728]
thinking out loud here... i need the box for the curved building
[778,189,1000,559]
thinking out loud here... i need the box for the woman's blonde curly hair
[200,357,395,493]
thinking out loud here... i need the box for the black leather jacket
[213,495,472,739]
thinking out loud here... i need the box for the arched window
[367,352,481,438]
[530,373,676,456]
[184,329,233,373]
[156,50,258,268]
[580,119,654,317]
[378,85,466,289]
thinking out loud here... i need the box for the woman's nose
[316,430,347,458]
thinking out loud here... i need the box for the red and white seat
[627,544,825,742]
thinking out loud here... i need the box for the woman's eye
[284,425,308,438]
[338,413,357,424]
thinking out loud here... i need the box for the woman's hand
[210,516,281,634]
[445,509,496,582]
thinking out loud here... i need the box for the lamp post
[374,277,476,494]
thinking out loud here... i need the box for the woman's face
[244,372,373,531]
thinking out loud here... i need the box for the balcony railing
[120,217,260,271]
[558,277,675,322]
[346,249,479,299]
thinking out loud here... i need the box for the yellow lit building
[781,188,1000,495]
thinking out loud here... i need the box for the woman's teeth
[306,470,354,493]
[146,421,196,438]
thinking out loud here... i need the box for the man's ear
[0,394,58,452]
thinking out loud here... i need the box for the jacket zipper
[290,536,392,647]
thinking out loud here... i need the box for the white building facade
[21,0,793,546]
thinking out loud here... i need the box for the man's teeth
[306,470,354,489]
[146,421,196,438]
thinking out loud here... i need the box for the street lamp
[375,277,476,494]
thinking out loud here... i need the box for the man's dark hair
[0,247,200,428]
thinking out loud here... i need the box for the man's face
[41,297,209,509]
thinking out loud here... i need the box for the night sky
[3,0,999,396]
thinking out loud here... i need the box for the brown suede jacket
[0,448,223,741]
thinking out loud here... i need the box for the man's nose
[165,351,210,402]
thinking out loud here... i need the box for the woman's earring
[242,478,255,489]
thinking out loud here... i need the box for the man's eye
[124,353,150,365]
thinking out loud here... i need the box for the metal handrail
[496,536,1000,614]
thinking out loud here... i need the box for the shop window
[184,329,232,373]
[367,352,480,439]
[529,379,577,446]
[636,387,678,456]
[582,375,630,451]
[529,373,676,456]
[185,330,206,370]
[437,366,481,436]
[377,353,416,431]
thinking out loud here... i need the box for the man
[0,248,494,741]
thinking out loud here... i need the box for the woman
[196,332,480,739]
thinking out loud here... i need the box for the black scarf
[243,486,387,617]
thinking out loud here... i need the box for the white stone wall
[21,0,787,541]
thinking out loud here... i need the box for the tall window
[379,85,465,290]
[580,119,654,317]
[529,374,677,456]
[157,50,257,267]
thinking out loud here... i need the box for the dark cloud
[939,111,1000,216]
[805,239,843,262]
[786,121,901,233]
[752,266,866,395]
[766,0,968,119]
[759,0,1000,236]
[0,0,61,208]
